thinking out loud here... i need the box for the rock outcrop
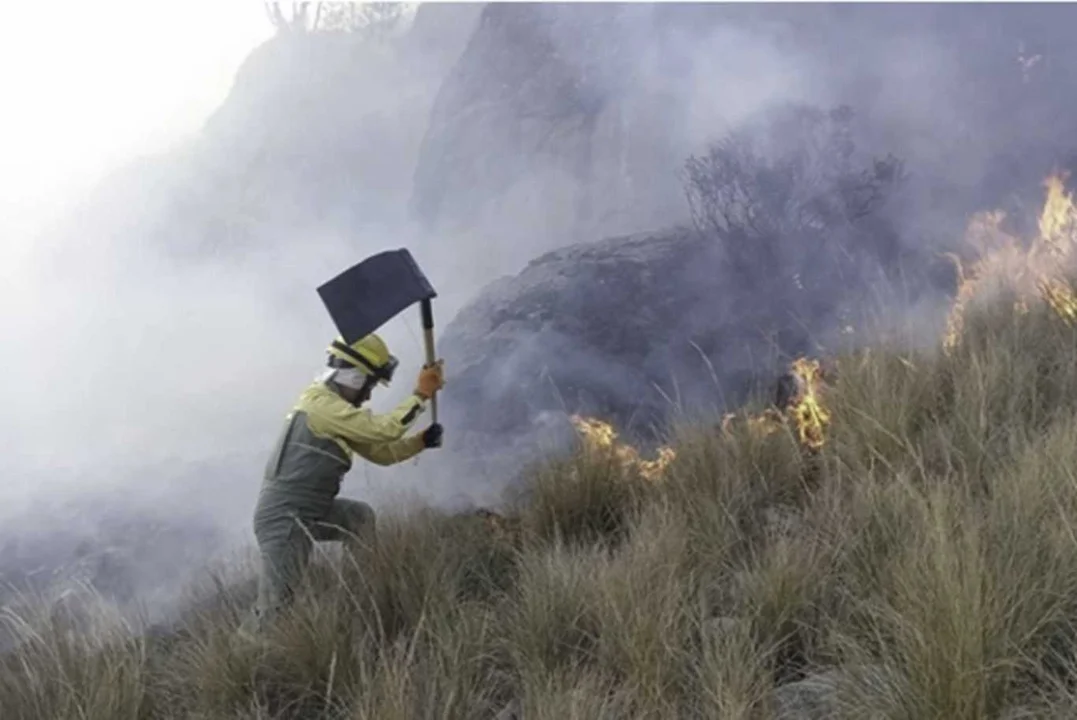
[437,224,856,487]
[440,226,721,439]
[410,3,690,251]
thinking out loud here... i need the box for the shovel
[317,249,440,422]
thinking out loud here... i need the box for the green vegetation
[7,287,1077,719]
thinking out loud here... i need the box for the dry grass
[8,288,1077,718]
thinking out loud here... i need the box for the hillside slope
[5,181,1077,719]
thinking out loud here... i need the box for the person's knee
[336,499,375,532]
[340,501,376,550]
[354,501,376,528]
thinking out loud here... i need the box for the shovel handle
[420,299,438,423]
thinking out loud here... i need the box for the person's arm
[301,362,444,451]
[305,388,426,446]
[353,435,426,466]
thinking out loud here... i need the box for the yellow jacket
[295,380,427,466]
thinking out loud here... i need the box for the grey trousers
[254,497,376,624]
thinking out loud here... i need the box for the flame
[569,415,676,482]
[571,415,619,450]
[718,358,831,452]
[720,408,785,439]
[943,211,1023,352]
[788,357,831,451]
[945,173,1077,350]
[1040,277,1077,327]
[638,446,677,481]
[1039,174,1077,256]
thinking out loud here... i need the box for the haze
[0,2,462,547]
[3,2,1077,620]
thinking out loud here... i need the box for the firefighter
[249,332,444,627]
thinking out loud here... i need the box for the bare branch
[682,102,905,296]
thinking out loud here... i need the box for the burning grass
[569,415,677,482]
[9,177,1077,718]
[945,173,1077,351]
[568,353,833,486]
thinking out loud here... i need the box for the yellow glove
[414,360,445,400]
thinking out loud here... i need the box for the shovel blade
[317,249,437,344]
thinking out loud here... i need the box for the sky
[0,1,273,248]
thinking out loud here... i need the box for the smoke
[4,3,1077,618]
[0,7,480,613]
[415,2,1077,484]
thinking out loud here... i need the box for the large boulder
[437,225,822,486]
[441,226,720,437]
